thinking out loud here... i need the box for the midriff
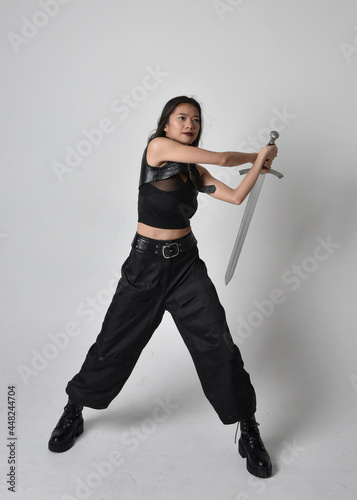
[136,222,191,241]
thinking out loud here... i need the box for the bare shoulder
[147,137,170,151]
[148,137,173,154]
[147,137,172,166]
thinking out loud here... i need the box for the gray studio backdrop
[1,1,356,499]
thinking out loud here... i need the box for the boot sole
[239,440,272,478]
[48,419,84,453]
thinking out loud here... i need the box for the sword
[224,131,283,285]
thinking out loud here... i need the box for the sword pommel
[269,130,279,145]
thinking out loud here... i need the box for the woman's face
[164,103,201,145]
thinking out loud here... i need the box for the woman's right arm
[197,145,278,205]
[147,137,257,167]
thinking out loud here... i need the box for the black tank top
[137,147,215,230]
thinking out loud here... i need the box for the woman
[48,96,278,479]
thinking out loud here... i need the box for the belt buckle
[162,242,180,259]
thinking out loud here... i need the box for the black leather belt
[132,232,197,259]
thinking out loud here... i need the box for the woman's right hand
[260,144,278,161]
[259,144,278,172]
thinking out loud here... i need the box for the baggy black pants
[66,233,256,424]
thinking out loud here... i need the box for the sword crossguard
[239,167,284,179]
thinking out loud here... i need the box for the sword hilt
[239,130,283,178]
[264,130,279,168]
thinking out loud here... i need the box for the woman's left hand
[262,158,273,173]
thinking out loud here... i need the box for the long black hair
[148,96,203,147]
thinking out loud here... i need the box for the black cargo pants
[66,232,256,424]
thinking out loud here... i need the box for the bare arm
[197,145,278,205]
[147,137,257,167]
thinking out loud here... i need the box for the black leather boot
[238,416,272,478]
[48,400,84,452]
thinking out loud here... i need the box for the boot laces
[234,418,261,444]
[58,402,82,427]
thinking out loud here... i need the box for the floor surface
[1,316,356,500]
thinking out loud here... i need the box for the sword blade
[224,174,266,285]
